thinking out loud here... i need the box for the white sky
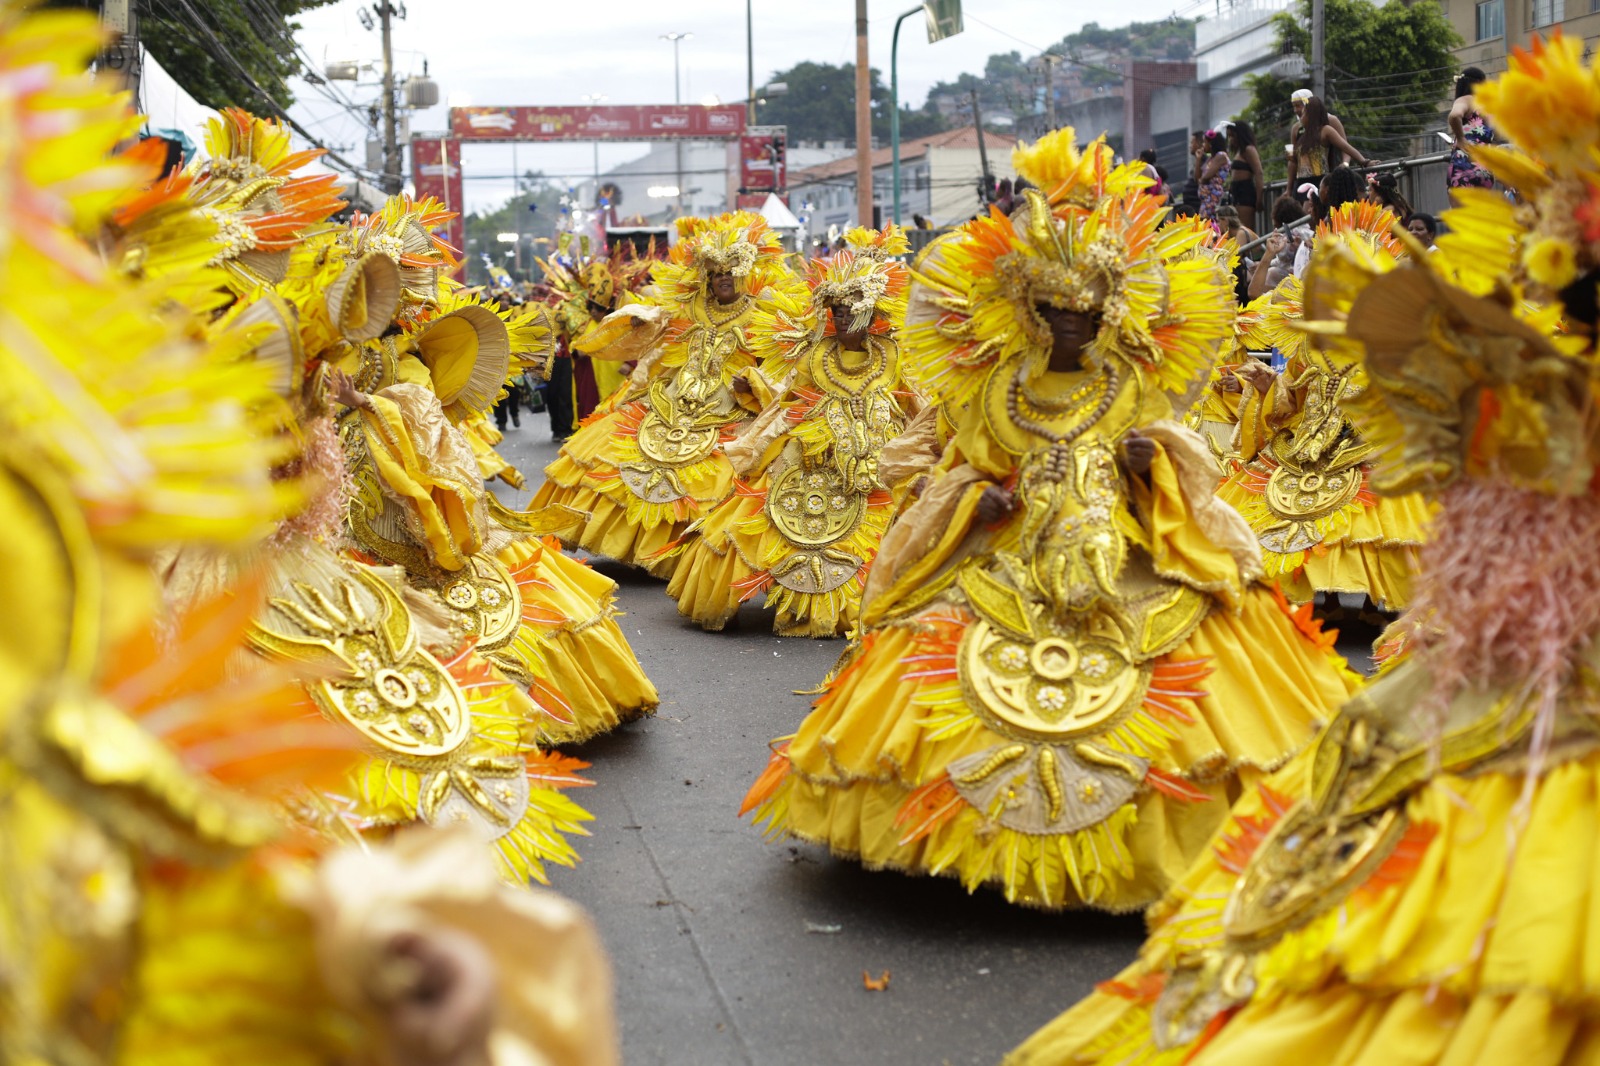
[280,0,1189,212]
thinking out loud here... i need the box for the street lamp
[659,32,691,104]
[581,92,608,201]
[660,32,692,216]
[891,1,963,226]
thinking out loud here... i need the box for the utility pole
[854,0,874,228]
[662,32,692,217]
[375,2,402,193]
[1041,54,1058,132]
[970,88,992,202]
[101,0,141,102]
[1310,0,1325,99]
[746,0,756,126]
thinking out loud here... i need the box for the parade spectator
[1365,171,1413,218]
[1448,67,1495,190]
[1293,99,1373,198]
[1289,88,1348,158]
[1138,147,1166,198]
[1195,129,1230,221]
[1406,211,1439,250]
[1249,194,1312,298]
[1227,121,1265,231]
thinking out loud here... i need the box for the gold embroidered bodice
[1245,359,1375,553]
[924,361,1214,836]
[761,335,905,595]
[623,293,756,504]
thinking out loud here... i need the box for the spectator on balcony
[1289,88,1349,160]
[1448,67,1495,190]
[1227,121,1265,232]
[1292,97,1373,198]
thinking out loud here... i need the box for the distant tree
[462,172,568,286]
[757,61,951,145]
[1239,0,1460,178]
[40,0,340,111]
[1056,18,1197,61]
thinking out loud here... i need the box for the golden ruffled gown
[529,290,766,577]
[0,16,621,1057]
[1214,208,1433,610]
[528,212,800,577]
[665,236,921,637]
[340,345,658,745]
[664,335,912,636]
[744,366,1357,910]
[1010,58,1600,1056]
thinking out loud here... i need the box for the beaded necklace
[1006,362,1121,482]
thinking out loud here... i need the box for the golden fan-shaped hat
[408,298,511,421]
[325,251,403,343]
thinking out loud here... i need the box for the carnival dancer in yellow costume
[663,226,923,636]
[1009,37,1600,1062]
[1211,202,1433,611]
[542,233,655,409]
[740,131,1357,912]
[105,115,611,871]
[317,199,658,746]
[528,212,803,576]
[0,7,619,1061]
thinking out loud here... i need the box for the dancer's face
[830,301,872,350]
[1039,305,1100,371]
[709,272,739,304]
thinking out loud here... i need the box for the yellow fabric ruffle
[1217,473,1432,609]
[664,491,764,631]
[766,588,1354,911]
[461,416,525,488]
[1007,748,1600,1065]
[528,402,736,576]
[497,538,658,745]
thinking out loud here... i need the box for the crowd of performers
[9,0,1600,1058]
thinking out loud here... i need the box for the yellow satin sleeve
[1124,439,1251,604]
[359,382,485,572]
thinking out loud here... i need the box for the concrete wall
[1059,95,1126,149]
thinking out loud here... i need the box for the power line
[144,0,384,183]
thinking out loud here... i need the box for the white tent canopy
[758,193,801,231]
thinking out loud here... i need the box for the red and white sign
[450,105,747,142]
[409,135,465,270]
[739,125,787,194]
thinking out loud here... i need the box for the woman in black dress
[1227,121,1265,232]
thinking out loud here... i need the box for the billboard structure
[409,135,465,256]
[451,104,746,142]
[411,106,787,276]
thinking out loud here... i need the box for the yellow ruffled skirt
[460,416,524,488]
[497,537,658,745]
[664,480,896,638]
[1008,747,1600,1065]
[1218,461,1432,610]
[528,402,738,578]
[743,587,1357,911]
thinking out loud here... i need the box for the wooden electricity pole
[854,0,874,228]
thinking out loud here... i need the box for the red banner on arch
[450,104,746,142]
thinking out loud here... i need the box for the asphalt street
[489,414,1372,1066]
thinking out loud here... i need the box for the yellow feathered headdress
[651,211,794,304]
[809,224,911,336]
[1463,34,1600,319]
[1300,185,1590,496]
[539,232,654,337]
[902,128,1231,409]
